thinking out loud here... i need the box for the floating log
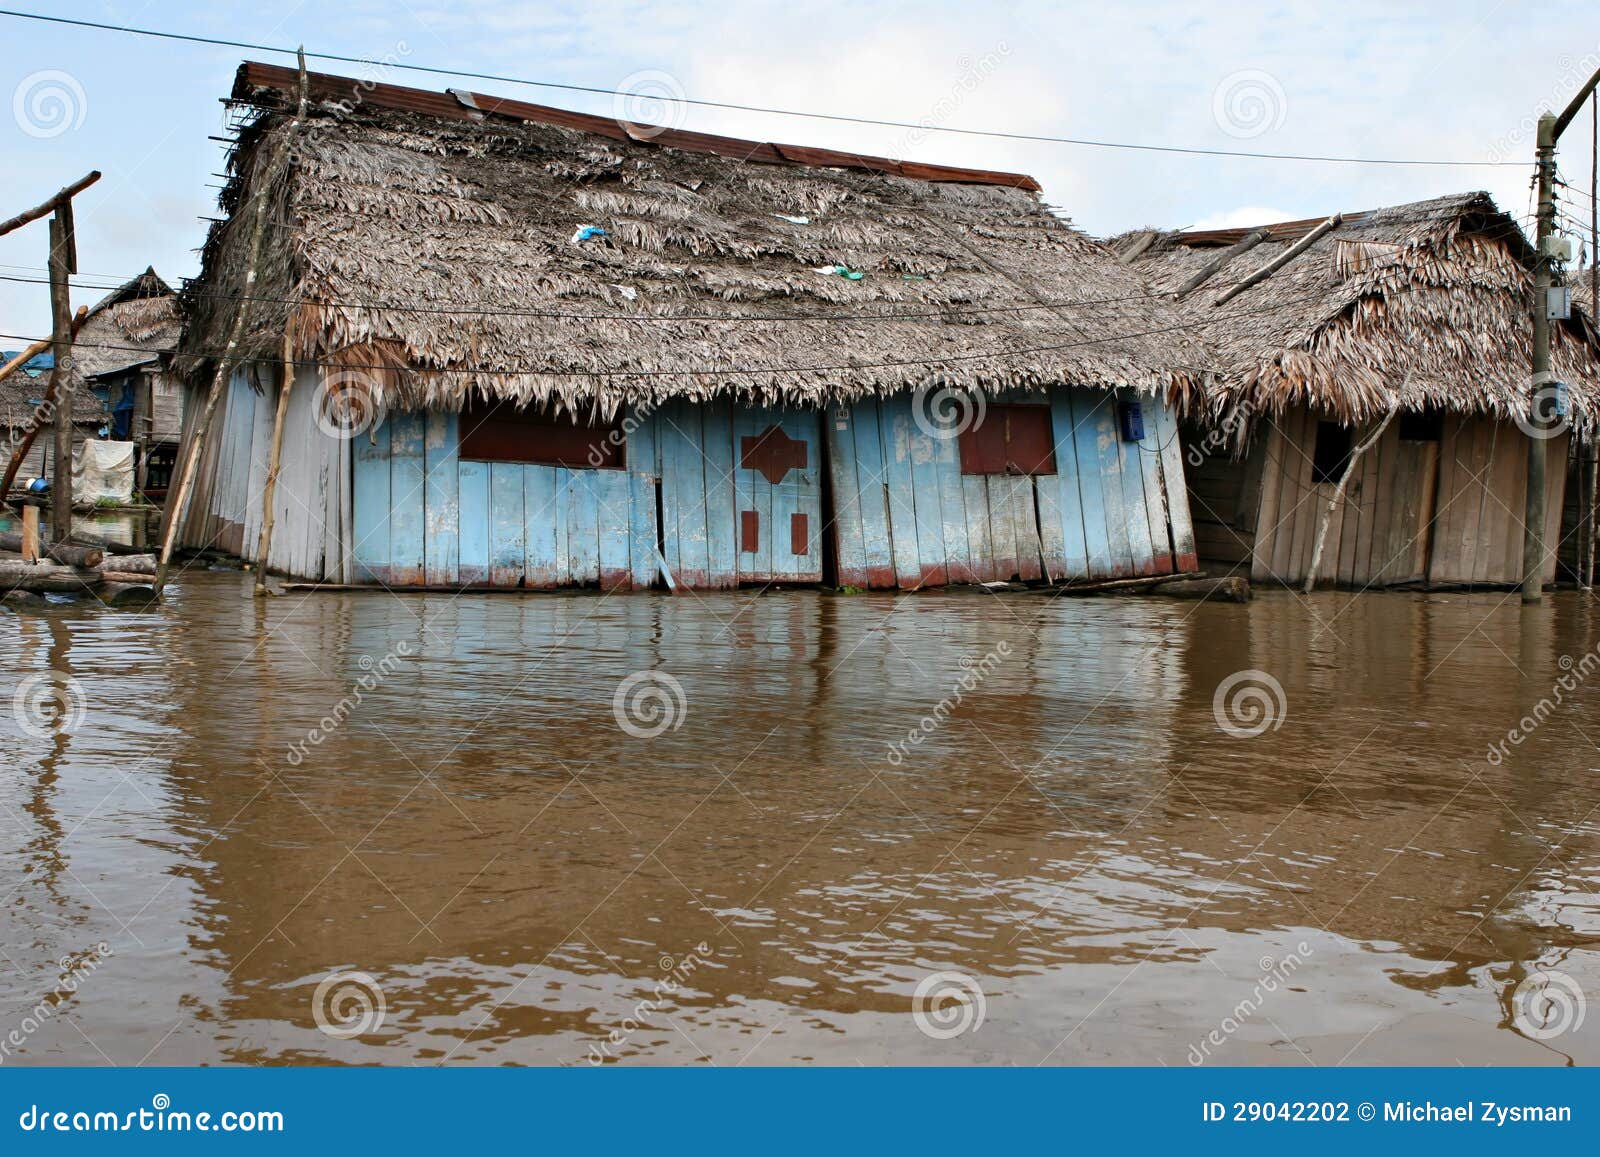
[97,581,158,607]
[99,553,156,575]
[1149,575,1251,602]
[0,532,103,568]
[0,559,104,592]
[2,589,48,609]
[97,570,159,584]
[68,532,151,556]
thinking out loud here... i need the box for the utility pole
[1523,65,1600,603]
[46,210,75,543]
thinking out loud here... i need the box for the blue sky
[2,1,1597,338]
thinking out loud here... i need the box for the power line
[0,7,1528,169]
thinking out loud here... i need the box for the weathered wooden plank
[906,412,949,588]
[423,410,459,585]
[352,418,392,582]
[878,397,924,588]
[1248,420,1286,583]
[488,461,525,586]
[984,476,1018,581]
[849,399,897,588]
[826,404,869,587]
[387,411,427,584]
[788,410,823,581]
[1069,388,1117,577]
[628,406,660,590]
[931,415,973,584]
[569,469,600,584]
[457,458,490,585]
[1049,391,1091,579]
[1542,433,1569,585]
[961,475,996,582]
[1135,395,1174,575]
[594,467,633,589]
[666,406,711,587]
[523,465,559,587]
[1454,417,1493,585]
[702,397,738,588]
[1113,402,1158,576]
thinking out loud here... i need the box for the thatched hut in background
[166,62,1211,590]
[1116,193,1600,589]
[3,268,183,494]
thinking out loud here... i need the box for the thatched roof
[1,268,178,427]
[1114,193,1600,436]
[180,62,1213,413]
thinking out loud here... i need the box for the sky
[2,0,1599,340]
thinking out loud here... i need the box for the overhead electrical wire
[0,7,1528,168]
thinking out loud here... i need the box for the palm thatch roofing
[1113,192,1600,437]
[1,268,178,427]
[180,61,1213,415]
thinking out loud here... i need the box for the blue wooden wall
[349,388,1195,590]
[826,388,1197,589]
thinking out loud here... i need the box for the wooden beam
[1214,214,1343,306]
[0,171,101,240]
[1175,229,1268,299]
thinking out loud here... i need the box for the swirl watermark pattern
[612,671,687,739]
[313,369,389,440]
[0,943,113,1065]
[912,970,986,1040]
[1485,643,1600,765]
[613,70,687,139]
[886,643,1011,765]
[1187,942,1312,1064]
[1511,969,1586,1040]
[1513,372,1571,441]
[585,943,711,1064]
[1212,669,1287,738]
[284,641,412,766]
[12,671,88,738]
[312,970,386,1039]
[13,70,87,139]
[1211,69,1286,139]
[911,382,987,442]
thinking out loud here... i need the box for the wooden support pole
[20,506,40,563]
[0,171,100,240]
[45,212,75,543]
[1175,228,1269,299]
[1525,115,1557,603]
[253,330,296,596]
[1303,405,1397,593]
[1213,215,1342,306]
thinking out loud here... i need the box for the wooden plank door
[732,407,823,583]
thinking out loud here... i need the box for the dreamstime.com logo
[1511,969,1586,1040]
[613,69,687,139]
[911,382,987,442]
[612,671,687,738]
[1211,69,1286,139]
[1513,372,1572,442]
[313,369,389,440]
[912,970,986,1040]
[12,671,88,738]
[1212,669,1287,738]
[12,70,86,138]
[312,970,387,1039]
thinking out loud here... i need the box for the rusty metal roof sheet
[231,61,1041,192]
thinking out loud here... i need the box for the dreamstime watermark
[1511,968,1586,1040]
[311,970,386,1039]
[312,368,389,440]
[1488,46,1600,162]
[1186,399,1258,468]
[612,671,687,738]
[1212,669,1287,738]
[1484,642,1600,765]
[912,970,986,1039]
[586,943,711,1064]
[587,400,657,468]
[911,381,988,443]
[1211,69,1286,140]
[1187,942,1312,1064]
[886,642,1011,765]
[12,70,86,138]
[890,43,1011,155]
[1512,371,1572,442]
[0,943,113,1065]
[286,40,413,168]
[613,69,687,139]
[11,670,88,739]
[284,641,412,766]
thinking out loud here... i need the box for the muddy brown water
[2,571,1598,1066]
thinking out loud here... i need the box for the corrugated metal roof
[232,61,1041,192]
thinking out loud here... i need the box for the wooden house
[166,62,1209,589]
[1117,193,1600,589]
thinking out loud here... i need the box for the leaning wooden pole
[1303,404,1398,594]
[253,330,296,596]
[45,211,76,543]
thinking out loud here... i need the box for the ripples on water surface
[3,574,1598,1065]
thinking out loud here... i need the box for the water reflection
[2,578,1597,1066]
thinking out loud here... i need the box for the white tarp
[71,439,135,504]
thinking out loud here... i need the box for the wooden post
[46,211,75,542]
[20,505,40,563]
[1303,405,1397,594]
[253,331,296,596]
[0,307,86,505]
[1524,115,1556,604]
[1585,94,1599,591]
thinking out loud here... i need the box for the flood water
[3,574,1599,1066]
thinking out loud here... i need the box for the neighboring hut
[1117,193,1600,589]
[167,62,1209,589]
[2,268,184,495]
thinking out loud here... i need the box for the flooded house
[2,267,183,496]
[1117,193,1600,589]
[166,61,1209,590]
